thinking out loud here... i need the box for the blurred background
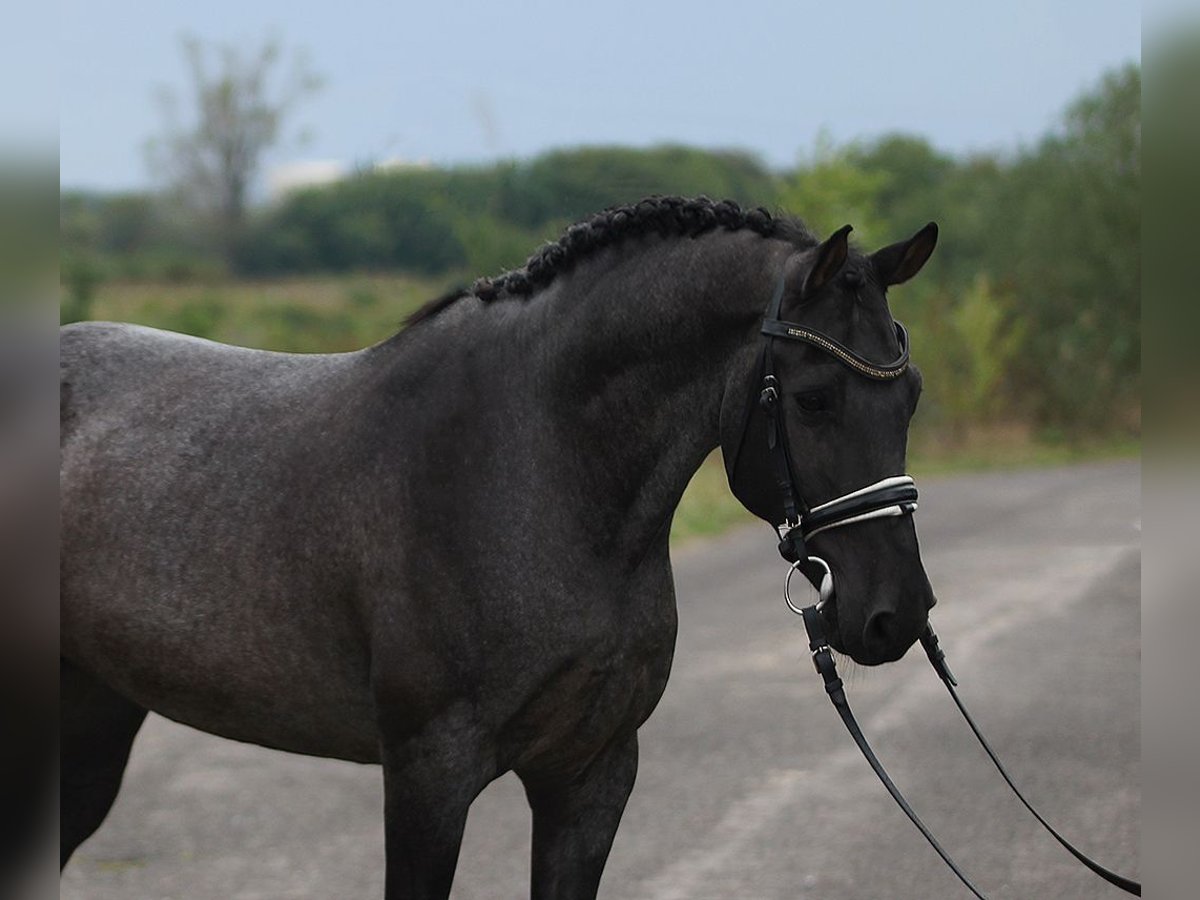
[6,3,1191,897]
[58,1,1141,543]
[29,4,1200,898]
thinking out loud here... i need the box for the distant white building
[265,160,348,201]
[374,155,433,172]
[265,156,434,202]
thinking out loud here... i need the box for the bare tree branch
[146,34,322,263]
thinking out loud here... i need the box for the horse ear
[871,222,938,287]
[801,224,853,299]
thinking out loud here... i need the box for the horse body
[60,199,936,898]
[61,325,383,759]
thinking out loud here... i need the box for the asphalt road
[60,461,1140,900]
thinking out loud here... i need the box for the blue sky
[60,0,1139,192]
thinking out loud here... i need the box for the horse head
[723,222,939,665]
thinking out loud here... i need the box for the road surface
[60,461,1140,899]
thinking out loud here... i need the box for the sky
[59,0,1140,192]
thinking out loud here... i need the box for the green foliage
[235,171,468,274]
[497,145,781,227]
[906,277,1025,437]
[951,277,1026,418]
[344,284,379,311]
[671,452,754,543]
[780,132,891,246]
[232,145,780,278]
[450,211,545,279]
[61,190,227,283]
[262,304,358,352]
[60,255,101,325]
[848,135,956,228]
[63,64,1140,442]
[986,63,1140,432]
[165,295,226,340]
[78,273,452,353]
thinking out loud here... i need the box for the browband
[760,274,910,381]
[760,320,910,380]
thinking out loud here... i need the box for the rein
[795,594,1141,898]
[744,274,1140,897]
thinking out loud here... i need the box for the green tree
[991,64,1140,433]
[937,276,1025,436]
[499,145,781,228]
[779,133,889,246]
[848,135,954,231]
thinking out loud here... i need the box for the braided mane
[406,196,815,327]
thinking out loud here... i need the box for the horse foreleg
[520,733,639,900]
[379,716,491,900]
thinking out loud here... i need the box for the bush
[60,256,102,325]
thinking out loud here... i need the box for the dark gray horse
[60,196,938,899]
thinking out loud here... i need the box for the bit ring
[784,555,834,615]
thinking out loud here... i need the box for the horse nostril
[863,611,899,655]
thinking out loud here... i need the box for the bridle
[728,273,1141,897]
[726,275,918,570]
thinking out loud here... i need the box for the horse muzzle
[783,515,934,667]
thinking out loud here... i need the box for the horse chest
[499,586,678,774]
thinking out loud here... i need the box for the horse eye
[795,389,832,414]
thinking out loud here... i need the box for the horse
[59,196,938,899]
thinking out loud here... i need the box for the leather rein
[745,274,1140,897]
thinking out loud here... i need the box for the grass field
[77,276,1139,546]
[78,274,457,352]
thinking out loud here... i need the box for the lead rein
[798,602,1141,897]
[919,626,1142,896]
[799,605,990,899]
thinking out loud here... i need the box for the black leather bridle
[728,274,1141,897]
[725,274,918,574]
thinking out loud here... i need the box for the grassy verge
[671,454,756,544]
[908,433,1141,476]
[74,273,457,352]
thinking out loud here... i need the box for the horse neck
[522,232,786,564]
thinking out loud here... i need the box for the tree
[990,64,1140,433]
[147,35,321,264]
[779,132,890,248]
